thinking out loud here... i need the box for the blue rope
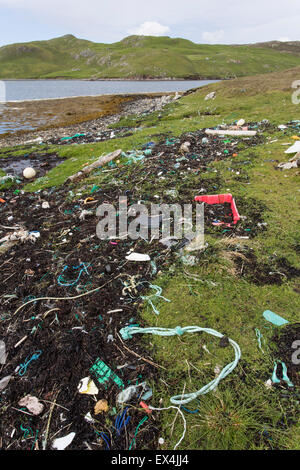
[115,407,131,435]
[100,432,110,450]
[18,350,42,376]
[180,406,200,414]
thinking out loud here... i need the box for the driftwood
[205,129,257,136]
[67,149,122,182]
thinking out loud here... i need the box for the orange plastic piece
[140,401,152,414]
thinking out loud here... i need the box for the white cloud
[128,21,170,36]
[0,0,300,45]
[202,30,224,44]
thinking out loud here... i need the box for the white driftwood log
[67,149,122,182]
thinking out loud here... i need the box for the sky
[0,0,299,47]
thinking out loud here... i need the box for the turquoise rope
[119,325,241,405]
[255,328,264,353]
[272,361,294,387]
[57,263,90,287]
[141,284,171,315]
[129,416,149,450]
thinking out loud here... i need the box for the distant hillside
[0,34,300,80]
[251,40,300,55]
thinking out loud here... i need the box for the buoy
[23,167,36,179]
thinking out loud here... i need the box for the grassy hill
[1,34,300,80]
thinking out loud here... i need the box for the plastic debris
[78,377,99,395]
[0,340,7,364]
[0,229,40,245]
[264,379,273,389]
[204,92,216,101]
[52,432,76,450]
[94,399,109,415]
[117,383,145,404]
[18,395,44,415]
[205,129,257,136]
[0,375,11,392]
[272,361,294,387]
[179,142,191,153]
[263,310,289,326]
[90,359,124,390]
[125,253,151,262]
[84,412,95,424]
[278,152,300,169]
[195,193,240,225]
[284,142,300,154]
[23,168,36,179]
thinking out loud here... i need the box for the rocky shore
[0,92,181,148]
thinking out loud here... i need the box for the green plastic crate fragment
[90,358,124,390]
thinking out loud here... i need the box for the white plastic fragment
[117,385,138,404]
[79,210,93,221]
[78,377,99,395]
[0,340,7,364]
[285,142,300,154]
[117,382,147,404]
[84,412,95,424]
[264,379,273,389]
[0,375,12,391]
[18,395,44,415]
[204,91,216,101]
[52,432,76,450]
[237,119,245,126]
[205,129,257,137]
[179,142,191,153]
[125,253,151,262]
[0,230,40,244]
[42,202,50,209]
[24,137,43,145]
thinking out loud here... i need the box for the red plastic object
[194,193,240,225]
[140,401,152,414]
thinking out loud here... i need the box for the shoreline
[1,77,222,82]
[0,91,185,147]
[1,91,172,104]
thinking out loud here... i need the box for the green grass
[0,68,300,449]
[1,34,300,79]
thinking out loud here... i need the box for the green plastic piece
[90,358,124,389]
